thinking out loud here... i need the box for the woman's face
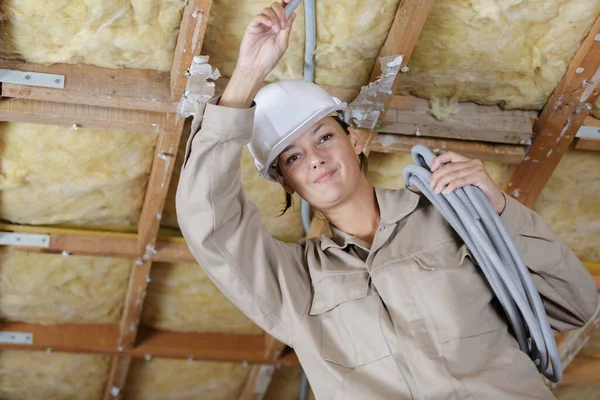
[276,116,363,211]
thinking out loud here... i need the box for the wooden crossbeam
[0,60,177,113]
[502,17,600,207]
[170,0,214,101]
[0,98,167,134]
[370,133,526,164]
[0,322,276,364]
[380,96,536,145]
[370,0,434,86]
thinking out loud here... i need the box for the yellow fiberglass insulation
[593,98,600,119]
[203,0,305,82]
[203,0,400,89]
[399,0,600,110]
[314,0,400,89]
[533,150,600,263]
[124,358,248,400]
[0,249,131,325]
[162,125,304,240]
[367,152,509,190]
[0,0,187,71]
[0,350,109,400]
[142,262,262,334]
[0,122,156,226]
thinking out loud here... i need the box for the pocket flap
[412,240,469,271]
[309,271,370,315]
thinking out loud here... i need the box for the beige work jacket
[176,101,598,400]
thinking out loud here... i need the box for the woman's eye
[320,133,333,143]
[286,154,300,164]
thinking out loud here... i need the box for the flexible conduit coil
[403,144,562,382]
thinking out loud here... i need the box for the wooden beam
[0,98,166,134]
[0,322,282,364]
[131,327,266,363]
[560,356,600,385]
[370,133,526,164]
[502,16,600,207]
[0,60,177,113]
[0,322,119,354]
[170,0,214,100]
[118,114,185,353]
[103,356,132,400]
[370,0,434,85]
[575,138,600,151]
[380,96,536,145]
[238,335,287,400]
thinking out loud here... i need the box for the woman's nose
[311,159,325,169]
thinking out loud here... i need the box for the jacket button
[379,226,385,232]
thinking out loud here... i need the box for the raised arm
[176,3,310,345]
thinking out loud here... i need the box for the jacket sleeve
[499,192,598,332]
[175,100,311,346]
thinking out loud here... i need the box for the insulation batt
[203,0,400,89]
[0,122,156,226]
[265,367,316,400]
[124,358,248,400]
[0,350,109,400]
[142,262,262,334]
[203,0,306,82]
[593,97,600,119]
[0,249,130,325]
[399,0,600,110]
[532,150,600,263]
[162,123,304,240]
[0,0,187,71]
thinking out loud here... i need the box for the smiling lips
[314,169,337,183]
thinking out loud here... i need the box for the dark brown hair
[274,115,368,215]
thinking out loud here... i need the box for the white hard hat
[249,80,347,182]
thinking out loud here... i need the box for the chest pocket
[309,271,391,369]
[411,239,505,343]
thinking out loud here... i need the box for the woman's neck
[322,177,380,245]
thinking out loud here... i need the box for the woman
[176,2,598,399]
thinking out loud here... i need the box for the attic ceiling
[0,0,597,399]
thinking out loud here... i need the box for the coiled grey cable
[402,144,562,382]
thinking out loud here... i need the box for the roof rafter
[502,16,600,207]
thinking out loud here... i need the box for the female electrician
[176,2,598,399]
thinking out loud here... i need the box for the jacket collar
[320,187,421,251]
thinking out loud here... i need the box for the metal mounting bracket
[0,69,65,88]
[0,231,50,247]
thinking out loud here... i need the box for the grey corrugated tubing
[402,144,562,382]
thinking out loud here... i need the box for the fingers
[430,159,484,194]
[430,151,470,172]
[271,2,287,29]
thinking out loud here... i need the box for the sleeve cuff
[499,191,523,238]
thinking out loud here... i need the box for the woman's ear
[348,127,363,155]
[276,174,295,195]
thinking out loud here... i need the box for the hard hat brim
[262,101,347,182]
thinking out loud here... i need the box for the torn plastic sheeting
[179,55,221,118]
[345,54,403,129]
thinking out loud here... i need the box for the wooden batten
[370,133,526,164]
[502,16,600,207]
[0,97,167,134]
[170,0,214,101]
[0,59,177,113]
[380,96,536,145]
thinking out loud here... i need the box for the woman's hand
[236,1,297,80]
[220,1,296,108]
[430,152,507,214]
